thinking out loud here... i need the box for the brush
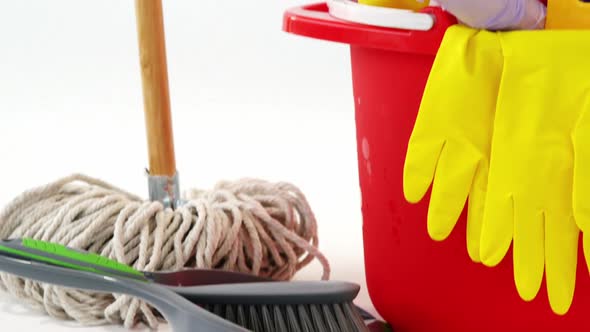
[0,237,370,332]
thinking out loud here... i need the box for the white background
[0,0,373,330]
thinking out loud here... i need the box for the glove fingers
[545,215,579,315]
[403,139,444,203]
[513,204,544,302]
[573,110,590,233]
[403,26,491,205]
[427,143,478,242]
[480,193,513,267]
[466,162,488,263]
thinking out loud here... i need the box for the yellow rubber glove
[403,25,503,262]
[575,108,590,234]
[479,30,590,315]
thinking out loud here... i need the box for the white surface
[327,0,434,31]
[0,0,376,330]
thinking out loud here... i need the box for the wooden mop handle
[134,0,176,177]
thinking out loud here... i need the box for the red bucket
[283,3,590,331]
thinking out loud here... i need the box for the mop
[0,0,330,328]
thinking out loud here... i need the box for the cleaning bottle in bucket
[358,0,430,11]
[436,0,547,30]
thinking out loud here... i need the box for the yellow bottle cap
[546,0,590,29]
[358,0,429,11]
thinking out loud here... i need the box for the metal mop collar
[0,172,330,328]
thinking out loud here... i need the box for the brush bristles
[201,302,368,332]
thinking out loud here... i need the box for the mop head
[0,174,330,328]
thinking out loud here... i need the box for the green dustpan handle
[0,239,247,332]
[0,238,147,281]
